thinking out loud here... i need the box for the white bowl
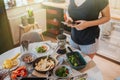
[20,53,37,64]
[53,65,72,79]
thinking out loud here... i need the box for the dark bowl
[33,56,57,73]
[66,51,87,70]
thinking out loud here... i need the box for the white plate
[32,43,50,54]
[10,59,20,71]
[3,59,20,71]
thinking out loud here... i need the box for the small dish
[20,53,37,64]
[35,44,50,54]
[3,59,20,71]
[11,66,27,80]
[53,65,72,79]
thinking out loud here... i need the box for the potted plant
[27,8,34,24]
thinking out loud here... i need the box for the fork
[70,73,88,80]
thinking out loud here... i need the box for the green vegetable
[55,66,69,77]
[74,63,78,66]
[68,54,79,67]
[36,46,47,53]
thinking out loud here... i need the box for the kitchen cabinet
[41,2,67,36]
[42,5,64,36]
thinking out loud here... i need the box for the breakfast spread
[1,43,88,80]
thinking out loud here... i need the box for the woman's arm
[64,0,74,26]
[88,5,110,26]
[65,0,73,22]
[74,5,110,30]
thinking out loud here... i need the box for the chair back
[21,32,43,43]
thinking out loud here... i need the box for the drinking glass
[20,40,29,54]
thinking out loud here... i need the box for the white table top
[0,41,103,80]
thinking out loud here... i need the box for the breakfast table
[0,41,103,80]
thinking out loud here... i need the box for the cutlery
[70,73,88,80]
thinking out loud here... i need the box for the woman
[65,0,110,59]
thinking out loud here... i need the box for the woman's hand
[65,16,73,23]
[73,20,89,30]
[65,16,74,27]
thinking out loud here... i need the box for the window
[109,0,120,9]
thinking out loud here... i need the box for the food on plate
[23,55,33,63]
[3,59,18,69]
[36,45,48,53]
[11,66,27,80]
[55,66,69,77]
[3,53,20,69]
[35,57,55,71]
[21,53,36,64]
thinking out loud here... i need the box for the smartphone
[61,21,80,25]
[61,21,68,25]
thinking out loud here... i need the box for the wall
[6,3,46,45]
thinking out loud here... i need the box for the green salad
[68,54,79,67]
[55,66,69,77]
[36,45,47,53]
